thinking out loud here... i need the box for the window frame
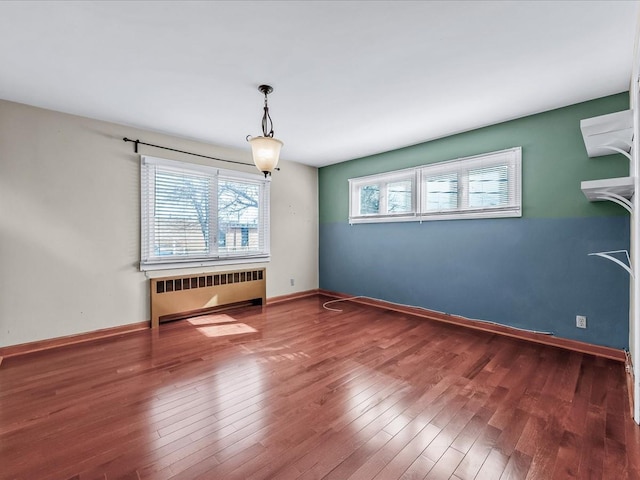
[348,147,521,224]
[349,168,418,223]
[140,155,270,272]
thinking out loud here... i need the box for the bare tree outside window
[154,171,210,257]
[218,179,260,253]
[150,169,262,258]
[387,180,412,213]
[359,184,380,215]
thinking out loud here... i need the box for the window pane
[425,173,458,211]
[469,165,508,208]
[387,180,412,213]
[154,170,210,257]
[218,179,260,254]
[359,184,380,215]
[347,147,520,224]
[141,156,271,269]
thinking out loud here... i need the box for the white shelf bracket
[592,190,634,214]
[588,249,634,278]
[597,143,633,162]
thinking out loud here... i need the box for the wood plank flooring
[1,294,638,479]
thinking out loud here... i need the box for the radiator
[150,269,266,328]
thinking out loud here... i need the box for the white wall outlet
[290,278,295,286]
[576,315,587,329]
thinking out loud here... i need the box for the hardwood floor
[1,294,639,480]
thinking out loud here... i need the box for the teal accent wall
[319,93,631,349]
[320,93,630,223]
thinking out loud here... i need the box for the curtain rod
[122,137,256,168]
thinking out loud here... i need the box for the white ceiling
[0,1,638,167]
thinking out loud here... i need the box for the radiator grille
[155,270,264,294]
[150,269,266,328]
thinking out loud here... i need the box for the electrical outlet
[290,278,295,286]
[576,315,587,329]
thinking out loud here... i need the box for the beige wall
[0,100,319,348]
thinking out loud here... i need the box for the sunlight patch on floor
[187,314,238,326]
[186,313,258,338]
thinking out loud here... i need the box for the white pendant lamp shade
[249,135,283,175]
[248,84,283,177]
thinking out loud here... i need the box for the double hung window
[140,156,270,271]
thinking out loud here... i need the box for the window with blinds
[349,147,521,224]
[140,155,270,271]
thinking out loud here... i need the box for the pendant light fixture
[247,84,283,177]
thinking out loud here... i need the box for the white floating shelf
[581,176,634,201]
[580,109,633,158]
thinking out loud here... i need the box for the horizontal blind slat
[140,156,271,269]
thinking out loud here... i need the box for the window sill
[349,209,521,224]
[140,255,270,272]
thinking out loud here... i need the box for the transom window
[353,170,416,218]
[349,147,521,224]
[140,155,270,271]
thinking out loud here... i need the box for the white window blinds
[418,147,521,220]
[349,147,521,224]
[141,156,270,271]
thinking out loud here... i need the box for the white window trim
[140,155,270,271]
[349,147,522,224]
[349,167,418,222]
